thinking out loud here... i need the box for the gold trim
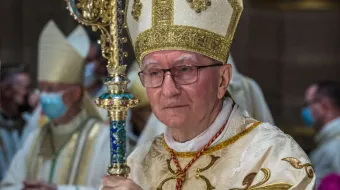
[230,168,293,190]
[249,168,271,189]
[135,0,243,64]
[195,155,220,190]
[66,124,88,184]
[107,163,131,177]
[197,155,220,172]
[59,132,80,184]
[225,0,243,61]
[281,157,315,178]
[152,0,174,27]
[162,121,261,158]
[157,176,176,190]
[131,0,142,21]
[158,155,219,190]
[250,183,294,190]
[26,129,45,180]
[136,25,229,64]
[75,123,101,184]
[67,120,93,184]
[186,0,212,13]
[196,175,215,190]
[34,156,44,180]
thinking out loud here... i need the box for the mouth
[164,105,188,109]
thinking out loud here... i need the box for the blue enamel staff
[65,0,139,177]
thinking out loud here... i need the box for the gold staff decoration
[64,0,139,177]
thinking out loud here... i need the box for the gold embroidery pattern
[67,121,93,184]
[131,0,142,21]
[162,121,262,158]
[135,0,243,64]
[153,0,174,26]
[158,155,219,190]
[186,0,212,13]
[230,168,293,190]
[26,130,44,180]
[60,132,80,184]
[135,25,228,65]
[195,155,220,190]
[282,157,315,178]
[75,123,101,184]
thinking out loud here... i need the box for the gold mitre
[126,0,243,64]
[38,20,90,83]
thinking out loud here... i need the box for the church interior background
[1,0,340,152]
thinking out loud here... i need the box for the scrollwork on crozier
[65,0,118,66]
[65,0,139,178]
[281,157,315,178]
[158,155,219,190]
[186,0,212,13]
[230,168,293,190]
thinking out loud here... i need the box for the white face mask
[83,62,97,87]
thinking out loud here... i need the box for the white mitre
[126,0,243,64]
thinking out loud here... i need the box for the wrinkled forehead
[142,50,214,68]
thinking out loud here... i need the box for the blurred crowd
[0,21,339,190]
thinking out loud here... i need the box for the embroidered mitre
[126,0,243,64]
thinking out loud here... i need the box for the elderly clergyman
[101,0,315,189]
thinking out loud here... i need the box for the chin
[156,112,187,128]
[164,120,185,129]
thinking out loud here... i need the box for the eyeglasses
[138,63,223,88]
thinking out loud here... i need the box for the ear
[217,64,232,99]
[63,85,83,106]
[320,97,333,112]
[74,86,83,102]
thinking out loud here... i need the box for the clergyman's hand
[22,180,57,190]
[101,175,143,190]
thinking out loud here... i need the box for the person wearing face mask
[83,43,107,98]
[82,43,110,123]
[0,21,109,190]
[302,81,340,187]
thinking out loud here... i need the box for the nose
[161,73,181,97]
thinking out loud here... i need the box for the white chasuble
[0,111,110,190]
[128,105,315,190]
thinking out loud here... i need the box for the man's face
[141,50,231,129]
[39,81,82,107]
[95,57,108,77]
[86,44,107,78]
[304,85,323,125]
[12,73,31,105]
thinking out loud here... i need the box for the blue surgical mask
[83,62,97,87]
[301,107,315,127]
[40,92,67,119]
